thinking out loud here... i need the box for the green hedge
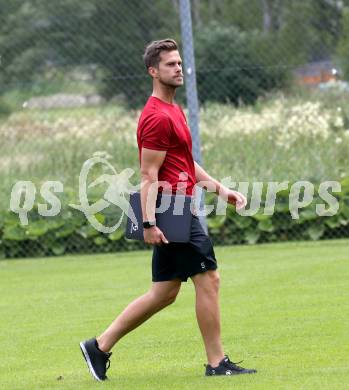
[0,206,147,259]
[207,178,349,245]
[1,179,348,259]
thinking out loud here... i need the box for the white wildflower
[333,116,344,128]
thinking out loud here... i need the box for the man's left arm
[194,161,247,209]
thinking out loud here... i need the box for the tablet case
[125,192,193,243]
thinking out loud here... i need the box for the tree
[1,0,348,106]
[336,7,349,79]
[195,23,290,105]
[0,0,180,106]
[83,0,180,106]
[260,0,283,32]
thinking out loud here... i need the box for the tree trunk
[261,0,272,32]
[273,0,283,31]
[192,0,202,28]
[172,0,179,13]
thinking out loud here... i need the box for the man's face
[150,50,184,87]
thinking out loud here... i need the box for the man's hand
[219,187,247,210]
[143,226,169,245]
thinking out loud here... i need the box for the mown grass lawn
[1,240,348,389]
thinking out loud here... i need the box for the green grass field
[1,240,348,389]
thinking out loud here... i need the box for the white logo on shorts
[201,262,206,269]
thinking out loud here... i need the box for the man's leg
[191,270,224,367]
[96,279,181,352]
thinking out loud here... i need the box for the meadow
[1,87,349,210]
[0,239,348,389]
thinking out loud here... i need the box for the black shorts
[152,216,218,282]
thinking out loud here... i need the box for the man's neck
[152,86,176,104]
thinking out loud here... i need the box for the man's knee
[207,271,220,292]
[164,287,179,305]
[150,283,180,307]
[195,271,220,295]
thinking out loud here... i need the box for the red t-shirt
[137,96,196,195]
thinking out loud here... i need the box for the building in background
[294,61,338,86]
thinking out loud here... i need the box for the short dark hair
[143,39,178,69]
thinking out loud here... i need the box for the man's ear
[148,66,158,79]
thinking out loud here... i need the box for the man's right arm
[140,147,169,245]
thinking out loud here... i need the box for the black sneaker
[80,338,112,381]
[205,355,257,376]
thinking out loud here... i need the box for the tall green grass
[1,89,349,209]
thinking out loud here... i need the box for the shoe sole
[79,341,104,382]
[205,370,257,376]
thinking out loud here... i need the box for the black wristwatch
[143,221,156,229]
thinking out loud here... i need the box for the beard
[158,75,184,88]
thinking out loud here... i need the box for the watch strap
[143,221,156,229]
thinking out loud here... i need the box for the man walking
[80,39,257,381]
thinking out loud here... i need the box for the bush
[0,205,147,259]
[0,98,12,118]
[207,177,349,245]
[195,23,290,105]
